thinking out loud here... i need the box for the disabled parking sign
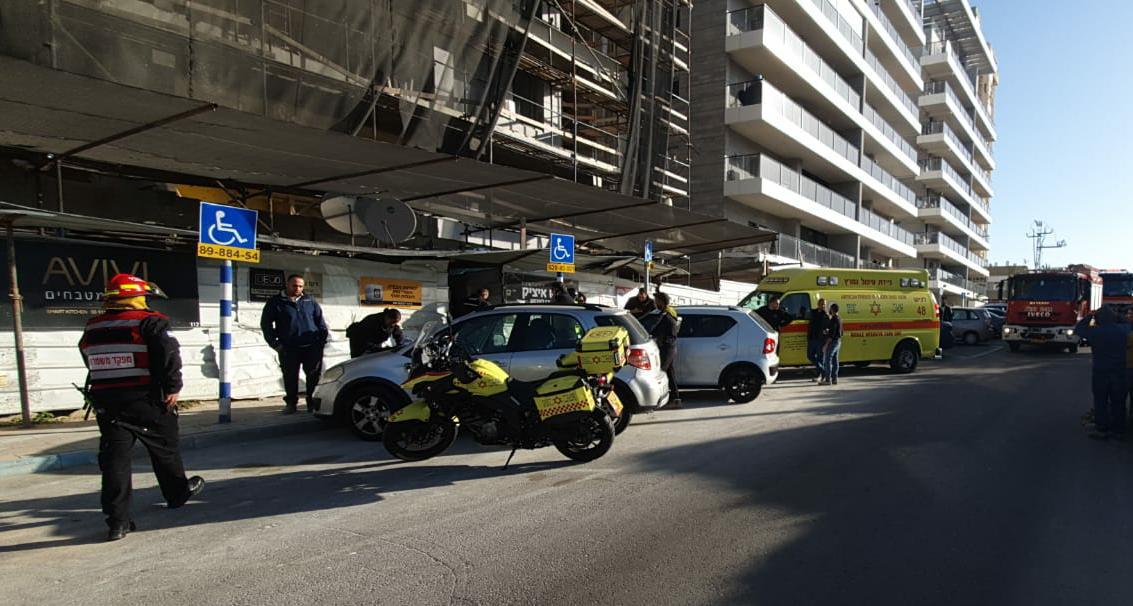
[547,233,575,273]
[197,202,261,263]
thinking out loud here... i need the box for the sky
[976,0,1133,269]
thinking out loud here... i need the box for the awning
[0,55,774,258]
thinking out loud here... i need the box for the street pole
[5,222,32,427]
[218,260,233,423]
[644,262,650,294]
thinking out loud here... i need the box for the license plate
[605,391,624,416]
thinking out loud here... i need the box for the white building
[692,0,998,303]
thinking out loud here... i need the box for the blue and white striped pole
[218,260,233,423]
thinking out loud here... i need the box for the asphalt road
[3,343,1130,606]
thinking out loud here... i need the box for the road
[3,343,1131,606]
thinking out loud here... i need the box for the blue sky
[976,0,1133,269]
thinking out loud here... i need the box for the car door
[506,312,586,382]
[775,292,813,366]
[451,312,520,372]
[950,310,973,338]
[675,313,739,387]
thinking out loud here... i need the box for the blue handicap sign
[199,202,258,249]
[549,233,575,265]
[644,241,653,263]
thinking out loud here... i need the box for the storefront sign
[249,268,284,301]
[503,274,578,304]
[358,277,422,308]
[0,240,200,328]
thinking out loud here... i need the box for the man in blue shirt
[260,274,329,414]
[1075,306,1131,439]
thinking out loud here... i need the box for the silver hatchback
[950,307,997,345]
[311,305,669,439]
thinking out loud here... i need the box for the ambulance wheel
[722,365,763,403]
[889,341,919,373]
[554,410,615,462]
[611,383,635,435]
[1008,342,1022,352]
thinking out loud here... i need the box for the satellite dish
[320,196,367,235]
[356,197,418,244]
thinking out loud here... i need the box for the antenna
[320,196,419,246]
[1026,220,1066,269]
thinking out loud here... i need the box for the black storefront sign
[0,240,201,328]
[250,268,284,301]
[502,273,578,304]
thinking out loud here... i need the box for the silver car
[311,305,669,439]
[672,306,780,402]
[950,307,997,345]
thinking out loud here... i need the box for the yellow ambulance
[738,268,941,373]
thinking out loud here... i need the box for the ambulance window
[779,293,812,318]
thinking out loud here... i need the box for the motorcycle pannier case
[533,375,596,424]
[575,326,629,375]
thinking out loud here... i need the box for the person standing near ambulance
[79,274,204,541]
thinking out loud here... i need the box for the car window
[453,313,518,355]
[779,293,812,318]
[515,313,584,351]
[678,314,737,338]
[594,313,651,345]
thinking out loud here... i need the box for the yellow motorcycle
[382,324,626,465]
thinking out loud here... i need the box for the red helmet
[103,273,167,299]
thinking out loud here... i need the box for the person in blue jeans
[820,303,843,386]
[1075,306,1131,440]
[807,298,829,381]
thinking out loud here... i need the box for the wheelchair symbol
[551,237,571,262]
[207,210,249,246]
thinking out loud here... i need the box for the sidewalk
[0,398,332,477]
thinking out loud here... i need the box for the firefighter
[79,273,204,541]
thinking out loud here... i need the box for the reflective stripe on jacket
[80,310,164,391]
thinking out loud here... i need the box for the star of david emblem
[869,303,882,316]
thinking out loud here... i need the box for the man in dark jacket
[807,298,829,381]
[346,308,405,358]
[756,295,795,331]
[650,292,682,409]
[624,287,656,318]
[260,274,329,414]
[550,282,575,305]
[79,273,204,541]
[1076,307,1132,439]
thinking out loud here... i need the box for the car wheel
[611,382,635,435]
[963,332,980,346]
[721,366,763,403]
[889,341,919,373]
[1008,342,1022,352]
[341,384,400,441]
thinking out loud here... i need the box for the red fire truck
[1100,270,1133,314]
[1001,264,1103,353]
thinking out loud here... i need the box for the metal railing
[916,231,989,267]
[863,102,917,165]
[727,79,861,167]
[860,205,915,245]
[920,155,974,196]
[768,233,858,268]
[728,6,862,111]
[932,268,983,293]
[921,121,973,164]
[867,1,921,71]
[861,154,917,207]
[917,195,989,238]
[865,47,919,117]
[807,0,864,53]
[922,80,994,154]
[923,38,996,128]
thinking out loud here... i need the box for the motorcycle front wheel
[382,419,458,462]
[553,410,615,463]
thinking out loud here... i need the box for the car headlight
[320,365,345,384]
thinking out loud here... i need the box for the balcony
[930,268,986,296]
[726,79,918,219]
[920,80,995,170]
[914,231,990,276]
[864,0,923,87]
[724,153,917,259]
[757,233,859,268]
[887,0,927,46]
[726,6,917,176]
[917,156,991,223]
[916,195,990,251]
[918,120,978,177]
[921,39,997,141]
[864,46,921,131]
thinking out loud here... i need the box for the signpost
[198,202,260,423]
[548,233,575,280]
[644,240,653,292]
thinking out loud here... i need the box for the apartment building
[691,0,998,302]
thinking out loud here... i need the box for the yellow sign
[359,277,423,308]
[197,242,261,263]
[547,262,575,273]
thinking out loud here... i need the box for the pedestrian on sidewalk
[819,303,844,385]
[651,292,682,409]
[807,298,830,382]
[260,274,329,414]
[1075,307,1130,440]
[79,274,204,541]
[346,308,405,358]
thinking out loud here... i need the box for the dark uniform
[755,305,794,331]
[80,306,201,539]
[650,308,681,407]
[346,313,406,358]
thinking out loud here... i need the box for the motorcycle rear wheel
[553,411,615,463]
[383,419,458,462]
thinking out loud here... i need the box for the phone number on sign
[197,243,261,263]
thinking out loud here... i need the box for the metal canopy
[0,56,773,258]
[923,0,998,73]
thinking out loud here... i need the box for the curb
[0,419,332,478]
